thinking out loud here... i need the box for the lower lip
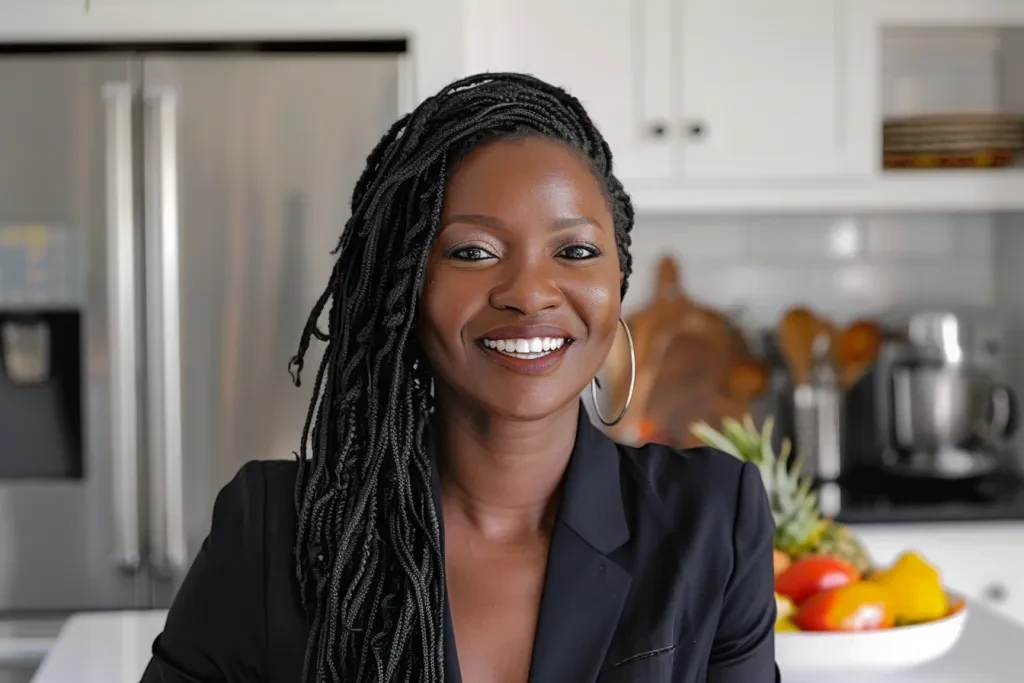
[477,342,571,375]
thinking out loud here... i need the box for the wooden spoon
[778,307,819,386]
[836,319,882,388]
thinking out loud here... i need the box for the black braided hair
[288,72,635,683]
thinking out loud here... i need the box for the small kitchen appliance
[849,310,1018,481]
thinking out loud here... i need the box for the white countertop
[786,601,1021,683]
[28,603,1022,683]
[30,610,166,683]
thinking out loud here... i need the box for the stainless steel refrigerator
[0,49,403,623]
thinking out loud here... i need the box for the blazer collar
[429,400,630,554]
[557,402,630,555]
[431,401,634,683]
[527,402,634,682]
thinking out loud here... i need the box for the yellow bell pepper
[870,551,949,625]
[775,592,795,623]
[775,618,800,632]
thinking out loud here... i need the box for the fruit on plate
[773,548,791,576]
[775,555,861,605]
[776,592,795,621]
[800,518,873,576]
[775,618,800,632]
[775,592,799,632]
[869,551,949,625]
[793,582,894,632]
[691,414,873,574]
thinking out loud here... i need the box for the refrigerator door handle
[102,82,142,573]
[143,86,188,578]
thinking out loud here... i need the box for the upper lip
[478,325,574,341]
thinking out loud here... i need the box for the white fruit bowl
[776,594,968,675]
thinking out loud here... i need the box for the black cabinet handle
[984,582,1008,603]
[685,121,706,139]
[647,122,668,138]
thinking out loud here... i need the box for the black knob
[648,122,667,138]
[686,121,705,138]
[984,582,1008,602]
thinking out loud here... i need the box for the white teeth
[482,337,567,359]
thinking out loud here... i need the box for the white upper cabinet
[1,0,84,10]
[464,0,674,186]
[676,0,866,182]
[464,0,870,190]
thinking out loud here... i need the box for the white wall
[994,215,1024,455]
[622,213,995,329]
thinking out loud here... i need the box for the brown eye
[558,244,600,261]
[448,246,497,261]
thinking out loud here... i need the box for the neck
[434,397,580,541]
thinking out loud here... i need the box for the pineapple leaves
[689,413,876,574]
[690,412,822,553]
[689,421,743,460]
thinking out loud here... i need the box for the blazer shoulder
[216,457,298,507]
[246,458,300,504]
[191,458,301,564]
[617,442,752,526]
[620,441,746,488]
[144,459,299,681]
[227,458,300,543]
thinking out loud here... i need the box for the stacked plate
[883,113,1024,169]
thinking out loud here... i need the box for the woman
[140,72,778,683]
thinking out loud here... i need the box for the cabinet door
[2,0,82,5]
[464,0,673,186]
[677,0,866,182]
[0,0,86,24]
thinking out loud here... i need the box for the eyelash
[559,244,601,260]
[446,244,601,262]
[448,246,496,261]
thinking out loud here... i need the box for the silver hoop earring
[590,317,636,427]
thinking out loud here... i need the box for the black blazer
[141,404,779,682]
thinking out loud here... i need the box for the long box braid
[288,72,635,683]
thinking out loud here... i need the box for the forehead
[442,137,609,219]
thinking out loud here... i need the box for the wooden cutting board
[599,256,767,448]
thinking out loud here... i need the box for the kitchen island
[29,603,1022,682]
[29,611,165,683]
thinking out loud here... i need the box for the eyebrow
[442,214,604,231]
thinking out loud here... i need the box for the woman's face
[418,136,622,421]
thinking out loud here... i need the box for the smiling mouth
[480,336,570,360]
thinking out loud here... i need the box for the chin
[475,386,583,423]
[490,403,569,423]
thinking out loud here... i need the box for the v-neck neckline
[430,402,632,683]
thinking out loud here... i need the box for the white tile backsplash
[993,216,1024,458]
[629,217,745,258]
[744,216,864,261]
[623,214,995,328]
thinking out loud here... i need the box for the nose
[488,259,565,315]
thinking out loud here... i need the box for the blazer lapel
[528,404,632,683]
[442,590,463,683]
[429,439,464,683]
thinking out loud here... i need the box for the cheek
[419,278,450,343]
[417,270,473,358]
[576,276,621,345]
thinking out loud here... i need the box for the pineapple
[801,518,874,576]
[691,414,873,575]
